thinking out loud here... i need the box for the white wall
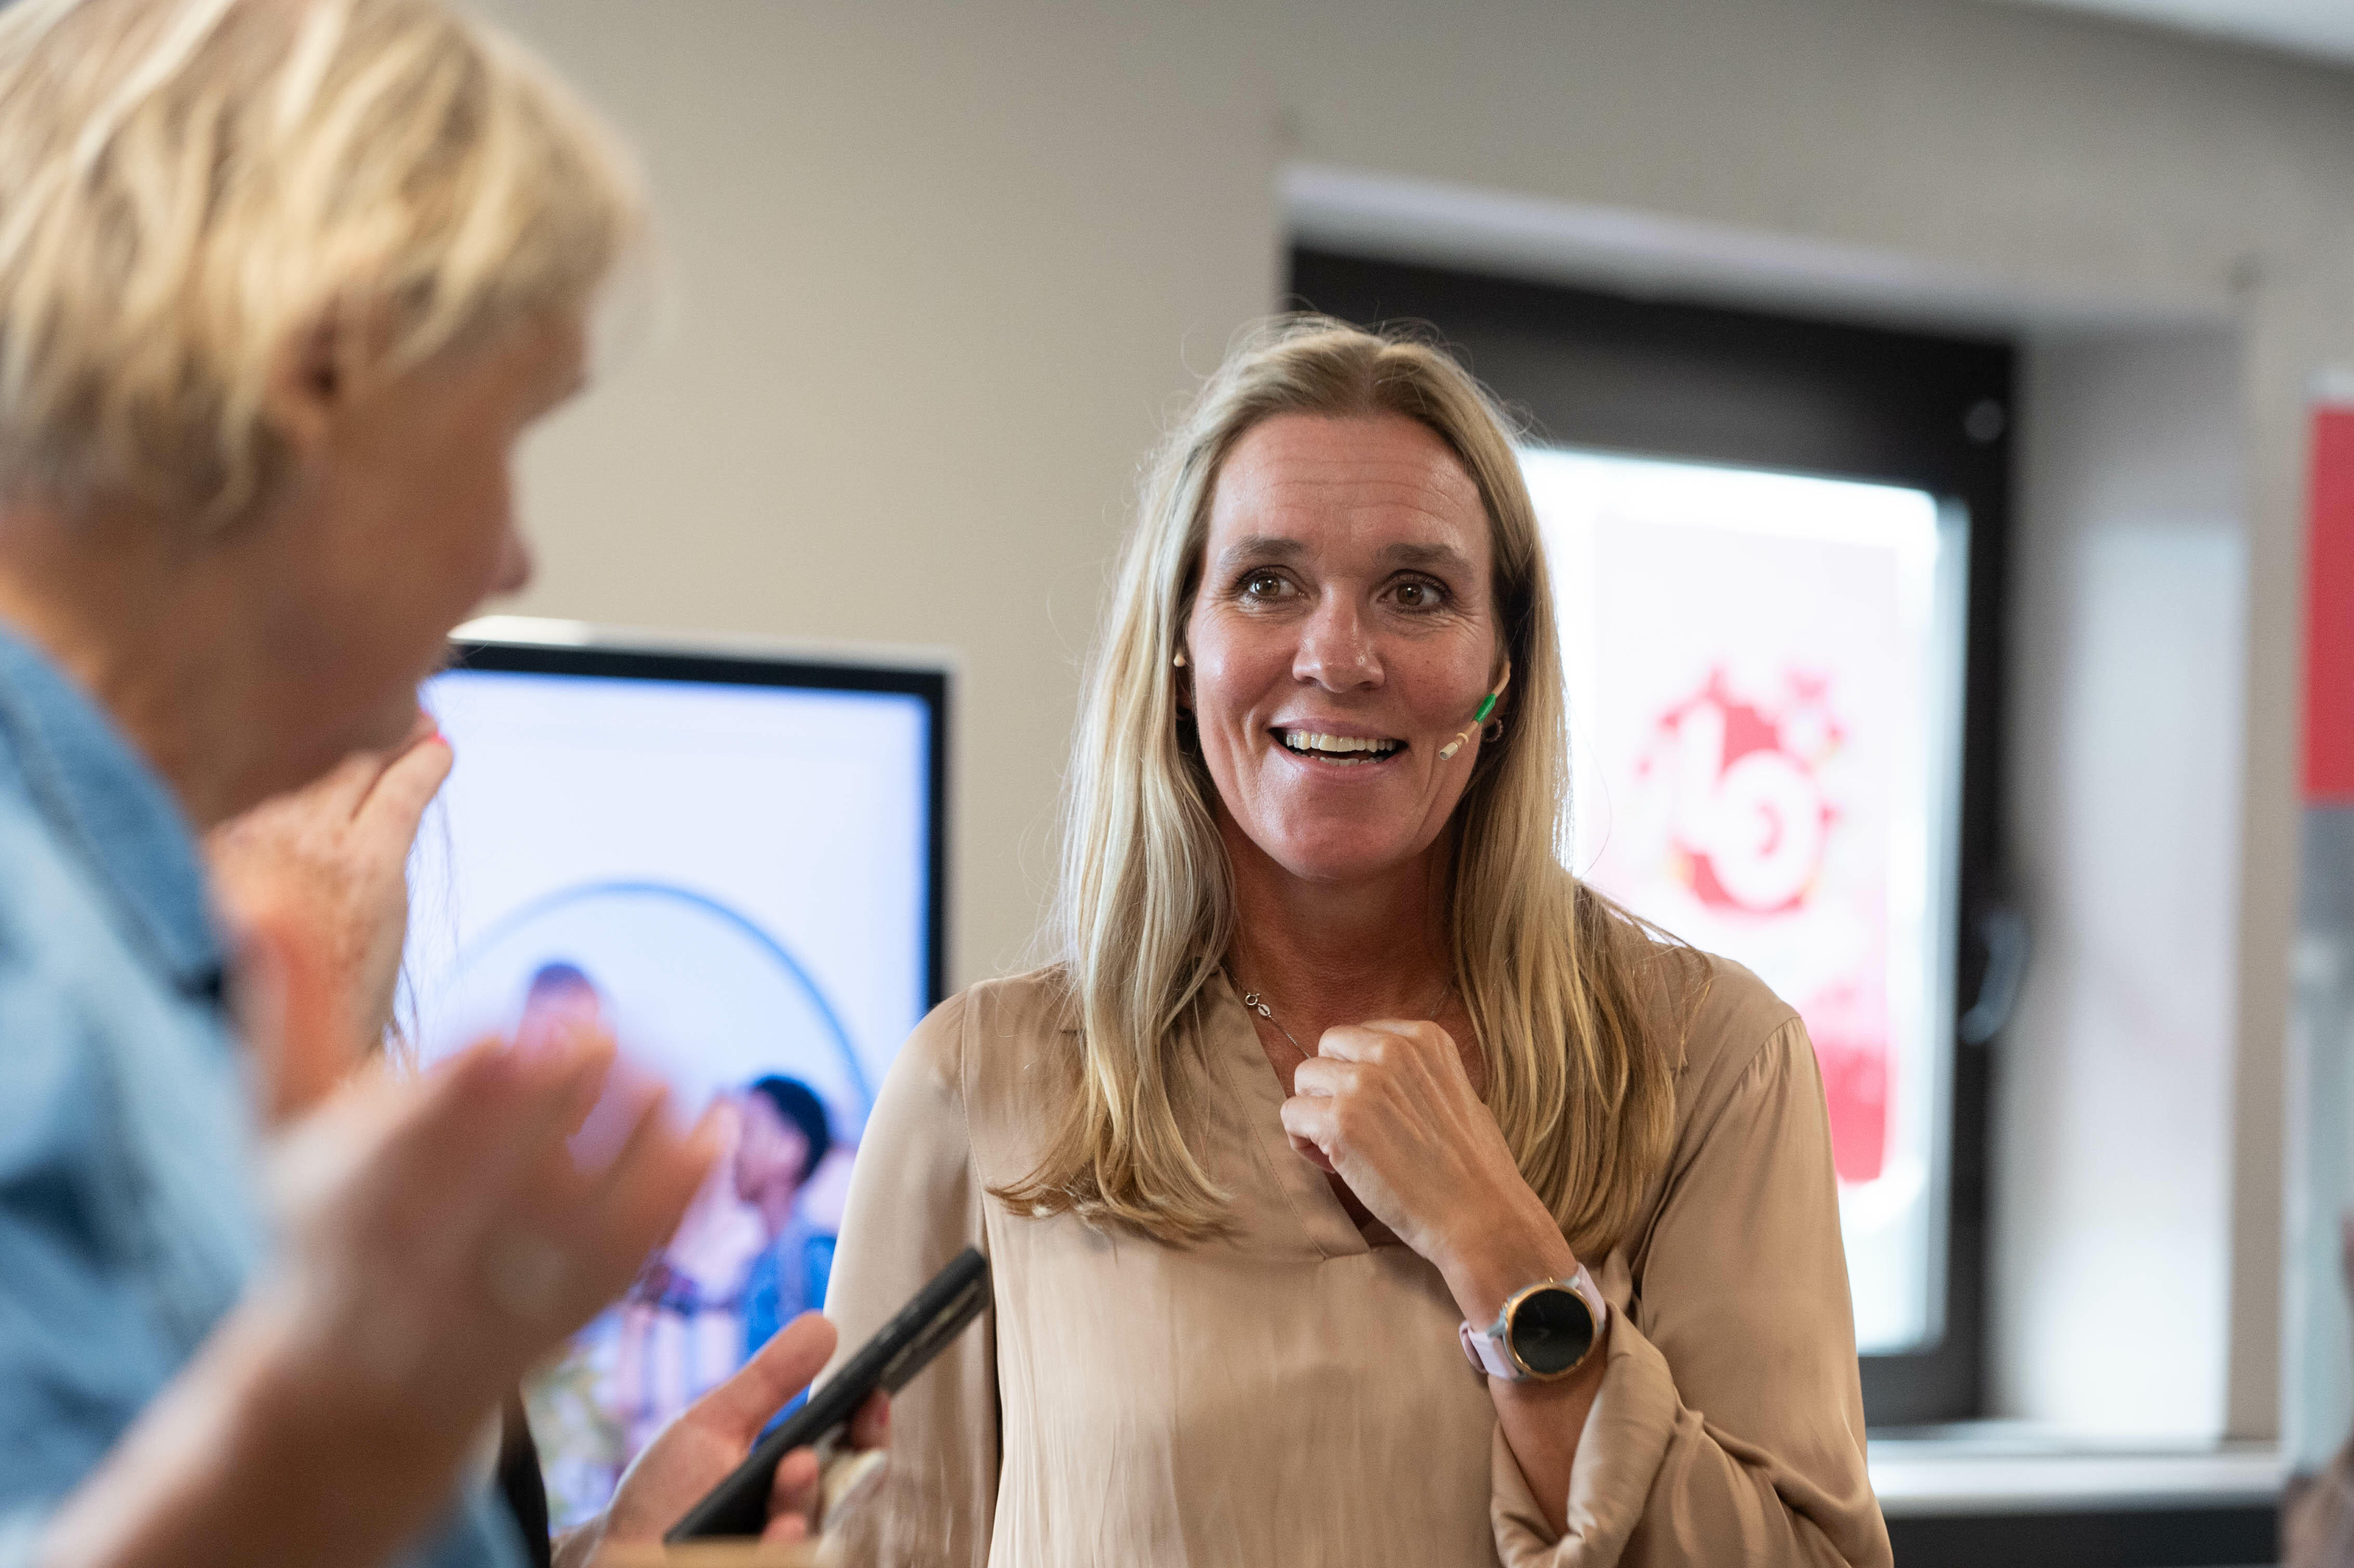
[470,0,2354,1437]
[1995,333,2247,1435]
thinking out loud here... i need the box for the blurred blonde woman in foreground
[0,5,868,1566]
[825,318,1891,1566]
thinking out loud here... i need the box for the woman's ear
[261,313,345,455]
[261,300,394,456]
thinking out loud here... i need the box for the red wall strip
[2307,405,2354,801]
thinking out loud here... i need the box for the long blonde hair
[0,0,640,526]
[1000,317,1687,1256]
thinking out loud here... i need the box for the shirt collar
[0,624,225,1001]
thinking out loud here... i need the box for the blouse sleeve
[1488,1016,1890,1567]
[821,989,999,1568]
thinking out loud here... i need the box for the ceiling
[1992,0,2354,66]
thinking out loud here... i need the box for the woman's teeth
[1280,730,1403,762]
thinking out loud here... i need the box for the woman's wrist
[241,1265,493,1454]
[1436,1193,1580,1328]
[233,1281,488,1497]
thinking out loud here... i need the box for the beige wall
[474,0,2354,1437]
[1999,331,2246,1435]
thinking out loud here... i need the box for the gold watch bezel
[1499,1277,1601,1382]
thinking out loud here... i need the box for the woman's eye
[1241,570,1290,600]
[1391,579,1447,610]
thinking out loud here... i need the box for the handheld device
[664,1247,992,1541]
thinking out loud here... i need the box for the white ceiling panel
[1992,0,2354,66]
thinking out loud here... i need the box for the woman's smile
[1272,723,1408,766]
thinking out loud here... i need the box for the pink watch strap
[1459,1316,1521,1379]
[1459,1264,1607,1381]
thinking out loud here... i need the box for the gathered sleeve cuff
[1487,1016,1891,1568]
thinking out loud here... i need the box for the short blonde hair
[0,0,640,524]
[1000,317,1689,1253]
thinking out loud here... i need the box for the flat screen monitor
[402,619,947,1528]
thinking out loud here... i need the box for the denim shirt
[0,629,525,1568]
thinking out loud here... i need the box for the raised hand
[40,914,720,1568]
[208,714,453,1115]
[258,955,721,1453]
[1279,1017,1574,1323]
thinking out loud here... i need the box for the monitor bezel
[441,634,951,1011]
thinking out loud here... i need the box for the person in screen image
[0,4,882,1565]
[598,1073,843,1464]
[521,960,607,1041]
[516,991,851,1522]
[506,967,838,1512]
[825,318,1890,1567]
[735,1076,839,1360]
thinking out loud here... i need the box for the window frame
[1286,247,2016,1426]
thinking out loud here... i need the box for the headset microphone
[1437,661,1512,762]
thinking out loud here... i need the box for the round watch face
[1509,1285,1597,1378]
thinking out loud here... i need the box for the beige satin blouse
[820,951,1890,1567]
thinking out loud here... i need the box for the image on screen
[402,632,944,1528]
[1522,447,1969,1357]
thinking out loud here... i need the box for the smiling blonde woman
[824,318,1891,1567]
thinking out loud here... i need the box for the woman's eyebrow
[1215,535,1304,571]
[1380,541,1473,573]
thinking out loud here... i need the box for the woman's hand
[561,1313,890,1564]
[1280,1018,1575,1324]
[208,715,451,1115]
[1283,1017,1604,1536]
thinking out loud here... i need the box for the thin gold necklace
[1236,973,1457,1060]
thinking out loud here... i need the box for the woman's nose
[1292,597,1381,690]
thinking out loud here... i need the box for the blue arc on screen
[453,877,871,1107]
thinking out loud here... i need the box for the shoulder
[1646,947,1832,1217]
[872,967,1074,1172]
[887,967,1073,1083]
[0,792,155,1129]
[1613,924,1805,1139]
[961,964,1079,1053]
[1671,949,1801,1091]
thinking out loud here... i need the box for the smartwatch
[1458,1264,1607,1383]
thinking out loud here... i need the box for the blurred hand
[40,913,721,1568]
[208,714,450,1116]
[256,907,722,1455]
[560,1313,890,1565]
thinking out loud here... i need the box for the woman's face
[252,313,584,790]
[1184,411,1502,891]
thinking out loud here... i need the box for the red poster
[1523,449,1965,1353]
[2306,404,2354,801]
